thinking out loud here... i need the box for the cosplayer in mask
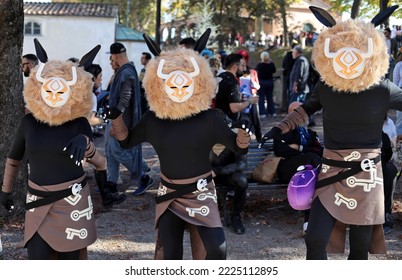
[261,5,402,260]
[108,29,252,260]
[0,39,120,260]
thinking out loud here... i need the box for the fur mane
[312,19,388,93]
[24,60,93,126]
[143,48,216,120]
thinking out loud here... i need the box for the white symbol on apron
[186,206,210,217]
[65,228,88,240]
[196,178,208,192]
[346,158,382,192]
[26,194,37,212]
[157,185,167,196]
[65,190,82,205]
[70,196,93,221]
[65,181,84,205]
[70,183,82,195]
[197,190,217,203]
[344,151,361,161]
[334,193,357,209]
[321,164,330,173]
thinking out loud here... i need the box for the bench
[215,140,288,225]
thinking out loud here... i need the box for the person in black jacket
[281,40,298,112]
[289,45,309,104]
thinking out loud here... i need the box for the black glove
[230,118,253,135]
[0,191,13,211]
[259,127,282,148]
[105,106,123,120]
[63,134,87,166]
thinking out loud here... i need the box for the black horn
[34,38,48,63]
[309,6,336,28]
[142,33,162,57]
[78,45,101,68]
[194,28,211,53]
[371,5,399,27]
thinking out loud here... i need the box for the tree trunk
[350,0,362,19]
[0,0,27,218]
[380,0,390,27]
[254,16,263,43]
[279,0,289,48]
[380,0,390,11]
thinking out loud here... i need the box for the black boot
[94,170,126,207]
[229,172,247,234]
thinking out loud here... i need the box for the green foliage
[330,0,401,19]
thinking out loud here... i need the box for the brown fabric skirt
[24,174,97,252]
[316,148,386,254]
[155,171,222,229]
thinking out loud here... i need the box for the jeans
[396,110,402,136]
[105,122,144,184]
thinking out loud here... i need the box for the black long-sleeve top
[302,79,402,149]
[255,62,276,81]
[120,109,247,180]
[8,114,92,185]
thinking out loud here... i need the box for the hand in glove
[0,191,13,211]
[105,106,123,120]
[100,105,109,122]
[63,134,87,166]
[231,119,253,149]
[258,127,282,148]
[230,118,253,136]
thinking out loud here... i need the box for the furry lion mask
[310,5,399,93]
[142,29,216,120]
[24,39,100,126]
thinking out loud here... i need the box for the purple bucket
[287,165,318,210]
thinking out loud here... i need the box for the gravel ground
[1,112,402,260]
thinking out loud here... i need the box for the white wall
[23,15,150,90]
[119,41,154,76]
[23,15,116,90]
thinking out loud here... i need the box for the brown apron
[24,174,97,252]
[316,148,386,254]
[155,171,222,229]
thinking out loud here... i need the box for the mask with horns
[141,29,217,120]
[24,39,100,126]
[310,5,398,93]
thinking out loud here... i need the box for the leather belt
[316,155,380,188]
[155,175,213,204]
[25,178,86,210]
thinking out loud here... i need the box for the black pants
[215,172,248,217]
[305,198,373,260]
[383,162,397,214]
[158,209,226,260]
[26,232,81,260]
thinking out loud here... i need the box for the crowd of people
[1,5,402,261]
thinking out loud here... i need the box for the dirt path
[1,113,402,260]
